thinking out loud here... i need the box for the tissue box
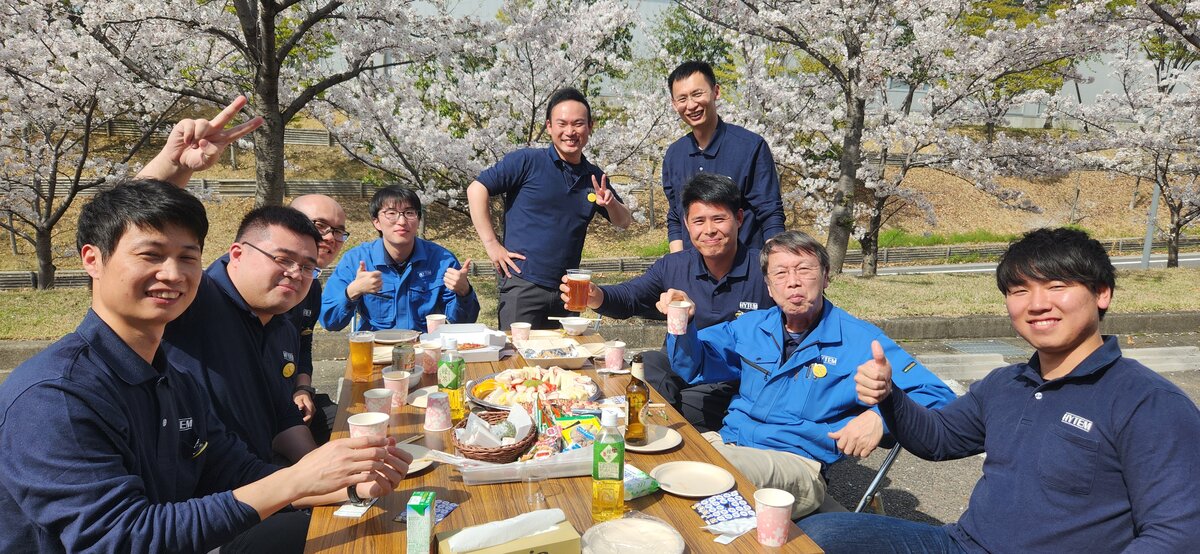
[406,491,436,554]
[436,521,580,554]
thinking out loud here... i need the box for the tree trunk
[35,227,56,290]
[1167,219,1181,268]
[253,110,287,207]
[861,195,886,278]
[826,96,865,275]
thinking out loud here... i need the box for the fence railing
[4,236,1196,290]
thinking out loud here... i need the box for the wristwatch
[346,484,365,505]
[294,384,317,397]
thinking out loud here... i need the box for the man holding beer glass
[468,87,632,330]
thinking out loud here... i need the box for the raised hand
[347,261,384,300]
[559,273,603,310]
[139,96,263,186]
[591,174,614,206]
[655,288,695,317]
[856,340,894,406]
[444,259,473,296]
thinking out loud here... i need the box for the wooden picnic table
[304,331,821,553]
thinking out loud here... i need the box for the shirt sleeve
[476,150,527,195]
[0,381,261,552]
[880,381,989,462]
[666,319,743,385]
[747,140,786,241]
[441,257,480,325]
[663,154,684,243]
[595,257,668,321]
[1117,389,1200,551]
[295,290,319,378]
[320,250,362,332]
[268,323,306,435]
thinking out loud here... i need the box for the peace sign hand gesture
[138,95,263,187]
[592,174,614,207]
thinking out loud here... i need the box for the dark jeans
[798,513,966,554]
[308,393,337,445]
[642,349,736,434]
[220,509,309,554]
[497,273,571,331]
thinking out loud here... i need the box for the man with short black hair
[468,87,633,330]
[321,185,479,332]
[801,228,1200,553]
[663,61,784,253]
[561,172,774,432]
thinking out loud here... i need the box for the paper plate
[649,461,735,498]
[406,385,438,409]
[624,425,682,454]
[581,516,685,554]
[374,329,420,344]
[397,443,434,475]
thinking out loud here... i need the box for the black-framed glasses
[378,209,420,222]
[241,242,321,279]
[311,219,350,242]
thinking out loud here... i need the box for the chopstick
[398,434,424,445]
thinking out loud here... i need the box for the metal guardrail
[88,120,337,147]
[4,236,1196,290]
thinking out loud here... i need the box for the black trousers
[641,349,737,434]
[220,509,309,554]
[496,273,572,331]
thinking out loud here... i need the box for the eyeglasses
[377,209,420,222]
[768,265,824,284]
[240,242,321,279]
[311,220,350,242]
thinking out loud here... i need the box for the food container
[513,338,590,369]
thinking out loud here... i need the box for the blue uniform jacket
[0,311,270,553]
[320,237,479,332]
[882,336,1200,553]
[668,301,956,465]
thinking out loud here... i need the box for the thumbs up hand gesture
[856,340,894,406]
[444,260,473,296]
[347,261,384,300]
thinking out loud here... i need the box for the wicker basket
[451,411,537,464]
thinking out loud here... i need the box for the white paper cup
[424,391,452,431]
[347,412,390,439]
[419,340,442,375]
[605,341,626,371]
[382,371,411,408]
[667,301,692,335]
[754,488,795,547]
[510,322,532,341]
[426,314,447,333]
[364,388,394,414]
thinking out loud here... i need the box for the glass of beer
[565,269,592,312]
[349,331,376,382]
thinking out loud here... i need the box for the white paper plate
[373,329,420,344]
[624,425,683,453]
[581,516,685,554]
[397,443,434,475]
[649,461,735,498]
[406,385,438,409]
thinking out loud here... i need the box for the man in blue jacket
[668,230,955,517]
[801,228,1200,553]
[321,185,479,332]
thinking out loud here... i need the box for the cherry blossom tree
[0,4,178,288]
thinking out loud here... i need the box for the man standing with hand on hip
[468,87,632,330]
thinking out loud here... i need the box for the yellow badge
[282,362,296,379]
[587,192,597,203]
[812,363,828,378]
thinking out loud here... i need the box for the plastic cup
[364,388,394,414]
[565,269,592,312]
[382,371,411,408]
[510,322,532,342]
[523,464,549,509]
[419,340,442,375]
[604,341,626,372]
[754,488,795,547]
[348,412,389,439]
[666,301,692,335]
[426,314,447,333]
[424,391,452,431]
[348,331,376,382]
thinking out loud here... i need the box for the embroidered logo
[1061,412,1093,433]
[178,418,193,432]
[302,308,313,317]
[283,351,295,362]
[820,355,838,366]
[419,270,432,278]
[739,301,759,311]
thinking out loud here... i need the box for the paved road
[844,252,1200,276]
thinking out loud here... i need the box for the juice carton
[406,491,436,554]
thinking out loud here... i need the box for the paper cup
[667,301,692,335]
[510,322,532,342]
[364,387,394,414]
[419,341,442,375]
[605,341,626,371]
[423,391,452,431]
[347,412,390,439]
[382,371,411,408]
[754,488,795,547]
[426,314,447,333]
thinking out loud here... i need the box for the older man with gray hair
[665,230,956,517]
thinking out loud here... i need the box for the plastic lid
[600,410,618,427]
[443,338,457,350]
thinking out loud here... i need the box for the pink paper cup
[419,341,442,375]
[510,322,532,342]
[364,388,394,414]
[382,371,411,408]
[604,340,626,371]
[347,412,390,439]
[424,391,452,432]
[754,488,795,547]
[667,301,692,335]
[426,314,447,333]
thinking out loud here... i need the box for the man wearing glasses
[321,185,479,333]
[666,231,955,518]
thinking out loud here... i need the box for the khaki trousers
[702,431,826,519]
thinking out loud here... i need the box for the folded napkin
[447,508,566,552]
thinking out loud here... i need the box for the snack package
[623,464,660,501]
[521,425,563,461]
[556,415,600,451]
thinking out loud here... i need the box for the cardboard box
[407,491,436,554]
[435,521,581,554]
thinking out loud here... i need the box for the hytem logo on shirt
[820,355,838,366]
[178,417,193,432]
[283,350,295,362]
[739,301,759,311]
[1061,412,1093,433]
[302,308,313,317]
[419,270,433,279]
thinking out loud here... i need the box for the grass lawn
[3,268,1197,341]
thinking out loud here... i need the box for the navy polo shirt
[883,336,1200,552]
[164,256,306,463]
[477,146,620,288]
[597,246,774,331]
[0,311,269,553]
[283,279,321,381]
[662,119,785,250]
